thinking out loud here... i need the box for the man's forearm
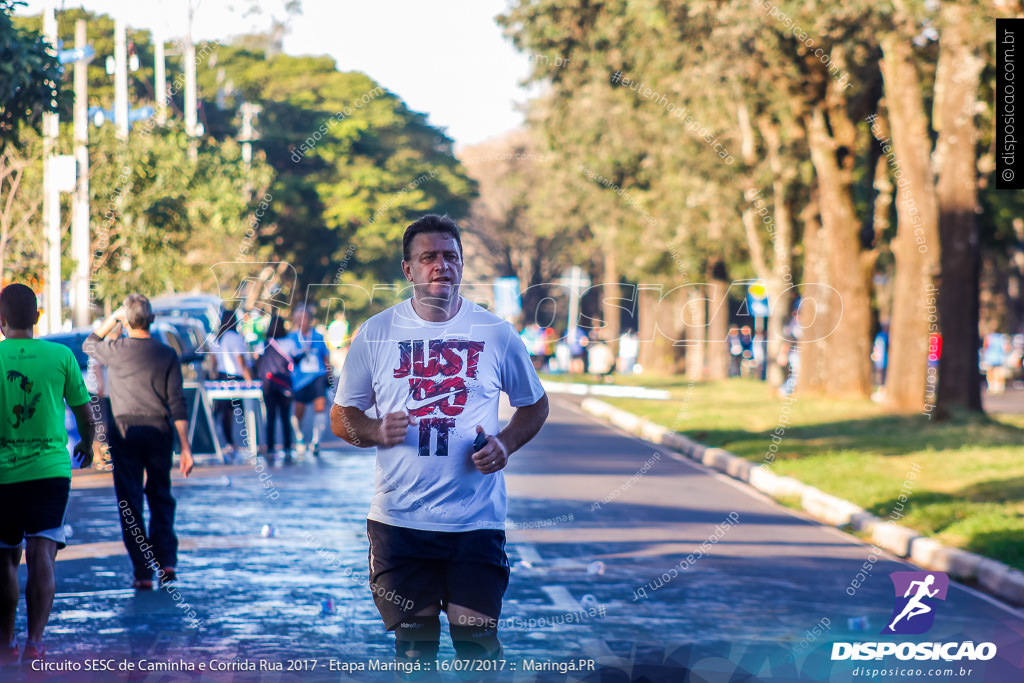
[174,419,190,449]
[497,394,549,455]
[70,403,94,444]
[95,311,123,339]
[331,405,381,448]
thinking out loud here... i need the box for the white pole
[71,19,91,328]
[184,1,197,137]
[567,265,581,340]
[154,26,167,124]
[42,6,60,334]
[114,17,129,140]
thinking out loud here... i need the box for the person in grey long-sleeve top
[84,294,193,590]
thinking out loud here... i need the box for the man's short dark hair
[0,283,38,329]
[217,309,239,340]
[402,214,463,262]
[124,293,155,331]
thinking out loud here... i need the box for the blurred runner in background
[210,310,252,457]
[256,315,296,465]
[568,326,589,374]
[286,305,332,457]
[981,331,1010,395]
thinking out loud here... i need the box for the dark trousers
[264,386,292,451]
[110,423,178,579]
[217,372,244,447]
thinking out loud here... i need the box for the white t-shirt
[334,296,546,532]
[210,330,248,377]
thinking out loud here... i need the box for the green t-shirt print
[0,339,90,484]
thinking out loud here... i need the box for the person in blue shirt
[567,325,589,374]
[286,305,332,456]
[982,332,1010,395]
[872,323,889,389]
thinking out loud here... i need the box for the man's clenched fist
[377,411,417,448]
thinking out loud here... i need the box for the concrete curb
[541,380,671,401]
[578,396,1024,608]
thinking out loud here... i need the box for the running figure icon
[888,574,939,631]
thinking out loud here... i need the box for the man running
[888,574,939,631]
[85,295,193,590]
[287,305,332,457]
[0,283,94,667]
[331,214,549,675]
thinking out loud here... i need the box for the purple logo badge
[882,571,949,635]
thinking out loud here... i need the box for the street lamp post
[154,27,167,124]
[71,19,94,328]
[114,17,129,140]
[42,6,60,334]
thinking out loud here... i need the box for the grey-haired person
[85,294,193,590]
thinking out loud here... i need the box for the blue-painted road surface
[5,396,1024,682]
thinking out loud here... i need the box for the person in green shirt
[0,283,94,669]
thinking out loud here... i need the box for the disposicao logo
[831,571,997,662]
[883,571,948,635]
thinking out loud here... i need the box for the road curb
[578,396,1024,607]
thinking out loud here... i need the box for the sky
[18,0,537,148]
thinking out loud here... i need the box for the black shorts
[0,477,71,549]
[366,519,510,630]
[292,374,328,404]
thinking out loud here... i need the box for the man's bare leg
[392,603,442,681]
[292,402,307,452]
[311,396,327,454]
[24,538,57,644]
[447,602,502,663]
[0,547,22,646]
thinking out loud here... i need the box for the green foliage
[7,11,476,324]
[87,120,273,303]
[13,8,165,119]
[0,0,68,146]
[0,136,44,282]
[499,0,770,284]
[194,44,476,317]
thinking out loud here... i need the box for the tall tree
[87,122,273,304]
[0,0,67,147]
[0,141,43,280]
[933,2,987,414]
[197,44,475,316]
[458,129,589,321]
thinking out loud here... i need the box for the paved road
[7,396,1024,682]
[982,386,1024,414]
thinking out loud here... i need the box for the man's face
[402,232,463,304]
[293,309,312,332]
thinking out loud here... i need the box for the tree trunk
[871,154,895,328]
[736,110,796,388]
[683,285,706,381]
[705,260,730,380]
[797,198,832,396]
[805,108,873,398]
[934,5,985,414]
[879,36,941,412]
[601,225,621,354]
[757,120,796,387]
[636,284,677,375]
